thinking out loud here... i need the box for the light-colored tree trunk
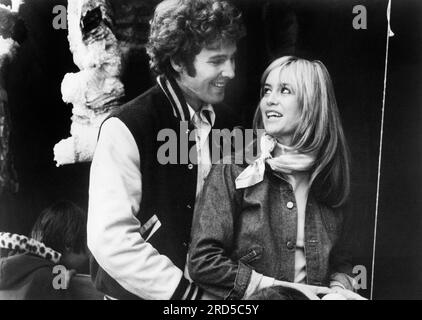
[0,3,21,194]
[54,0,125,166]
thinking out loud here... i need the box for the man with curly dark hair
[88,0,245,300]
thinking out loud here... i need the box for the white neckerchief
[235,134,316,189]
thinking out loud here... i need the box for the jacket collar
[0,232,61,263]
[156,75,191,122]
[187,103,216,127]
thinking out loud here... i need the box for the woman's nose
[266,91,278,106]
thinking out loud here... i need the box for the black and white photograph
[0,0,421,304]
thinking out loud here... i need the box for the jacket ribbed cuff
[171,277,204,300]
[226,261,253,300]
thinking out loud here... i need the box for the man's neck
[174,78,203,112]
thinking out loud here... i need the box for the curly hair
[146,0,246,77]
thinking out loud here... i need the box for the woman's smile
[265,110,283,119]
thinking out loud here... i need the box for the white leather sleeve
[87,117,183,300]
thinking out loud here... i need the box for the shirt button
[287,201,294,209]
[188,164,194,170]
[286,241,295,250]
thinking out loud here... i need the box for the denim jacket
[188,164,355,300]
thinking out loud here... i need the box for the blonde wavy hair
[253,56,350,207]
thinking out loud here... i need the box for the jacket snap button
[188,164,194,170]
[286,201,294,209]
[286,241,295,250]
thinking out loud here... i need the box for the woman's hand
[326,286,367,300]
[273,280,332,300]
[272,280,367,300]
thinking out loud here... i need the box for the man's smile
[211,79,228,89]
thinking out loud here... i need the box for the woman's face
[260,66,301,145]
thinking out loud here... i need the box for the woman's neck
[272,141,295,158]
[275,135,293,148]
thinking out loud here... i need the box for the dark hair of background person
[30,200,87,254]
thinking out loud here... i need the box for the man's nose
[221,60,235,79]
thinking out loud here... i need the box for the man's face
[176,42,237,110]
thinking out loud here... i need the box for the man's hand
[201,291,220,300]
[65,269,76,289]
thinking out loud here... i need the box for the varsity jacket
[88,75,242,300]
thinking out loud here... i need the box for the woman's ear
[170,58,184,73]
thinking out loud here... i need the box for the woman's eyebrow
[279,82,292,87]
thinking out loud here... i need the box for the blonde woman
[188,56,364,300]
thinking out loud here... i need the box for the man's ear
[170,58,184,73]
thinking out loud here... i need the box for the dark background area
[0,0,421,299]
